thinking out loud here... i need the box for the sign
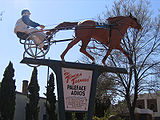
[62,67,93,111]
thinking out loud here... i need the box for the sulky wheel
[23,33,50,59]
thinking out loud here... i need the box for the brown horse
[53,14,142,65]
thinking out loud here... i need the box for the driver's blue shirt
[22,15,40,27]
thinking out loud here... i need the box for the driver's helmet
[21,9,30,16]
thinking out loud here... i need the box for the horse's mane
[107,16,126,24]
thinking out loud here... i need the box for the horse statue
[51,13,142,65]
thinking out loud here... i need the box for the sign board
[62,67,93,111]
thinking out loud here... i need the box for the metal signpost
[21,58,127,120]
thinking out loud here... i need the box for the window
[136,100,145,109]
[147,99,157,112]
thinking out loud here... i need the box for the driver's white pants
[26,28,46,48]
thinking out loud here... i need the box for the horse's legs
[60,37,80,60]
[119,46,133,64]
[80,39,95,63]
[102,49,112,65]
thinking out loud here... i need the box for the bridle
[109,16,139,27]
[106,16,140,47]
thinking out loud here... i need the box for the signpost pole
[87,69,100,120]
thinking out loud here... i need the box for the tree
[94,73,117,117]
[25,67,40,120]
[0,61,16,120]
[44,73,57,120]
[81,0,160,120]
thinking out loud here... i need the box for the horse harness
[95,22,112,47]
[95,16,130,48]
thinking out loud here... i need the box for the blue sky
[0,0,159,97]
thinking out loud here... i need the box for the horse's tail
[50,22,78,34]
[56,22,78,30]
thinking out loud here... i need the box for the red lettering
[63,71,90,85]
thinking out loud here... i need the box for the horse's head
[128,13,143,31]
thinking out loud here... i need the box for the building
[14,92,47,120]
[136,92,160,120]
[14,80,58,120]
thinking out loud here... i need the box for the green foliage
[94,73,115,117]
[72,112,86,120]
[44,73,57,120]
[112,100,128,115]
[93,110,124,120]
[75,113,85,120]
[0,61,16,120]
[25,67,40,120]
[93,109,111,120]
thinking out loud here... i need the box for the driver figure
[14,9,48,50]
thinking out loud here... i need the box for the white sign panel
[62,67,93,111]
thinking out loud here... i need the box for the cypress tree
[0,61,16,120]
[25,67,40,120]
[45,73,57,120]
